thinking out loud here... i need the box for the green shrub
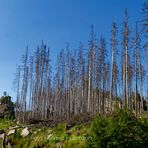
[86,109,148,148]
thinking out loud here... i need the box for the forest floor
[0,111,148,148]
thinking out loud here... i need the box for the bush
[86,109,148,148]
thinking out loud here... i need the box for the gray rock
[7,129,15,136]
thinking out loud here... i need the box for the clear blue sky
[0,0,144,101]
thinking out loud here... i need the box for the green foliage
[0,93,15,119]
[0,96,11,104]
[48,123,69,145]
[0,118,15,129]
[86,109,148,148]
[0,91,14,107]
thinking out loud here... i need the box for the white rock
[21,127,29,137]
[47,134,53,140]
[7,129,15,136]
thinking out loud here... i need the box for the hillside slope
[0,110,148,148]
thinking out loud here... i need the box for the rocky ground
[0,111,148,148]
[0,118,90,148]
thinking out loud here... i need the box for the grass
[0,119,90,148]
[141,111,148,118]
[0,118,15,129]
[0,110,148,147]
[0,118,15,148]
[46,123,89,148]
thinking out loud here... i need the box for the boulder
[21,127,29,137]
